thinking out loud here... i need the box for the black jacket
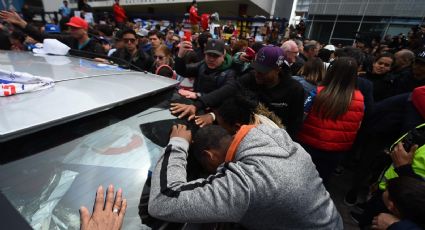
[356,77,374,118]
[22,24,104,57]
[361,72,394,102]
[175,55,237,110]
[111,48,153,72]
[239,70,305,138]
[388,219,423,230]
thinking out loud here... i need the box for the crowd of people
[1,0,425,229]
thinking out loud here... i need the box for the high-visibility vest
[378,123,425,190]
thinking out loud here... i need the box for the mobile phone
[183,30,192,42]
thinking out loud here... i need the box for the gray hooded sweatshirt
[149,125,343,229]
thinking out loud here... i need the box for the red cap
[66,16,88,30]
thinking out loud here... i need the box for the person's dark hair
[96,24,114,37]
[148,30,164,40]
[374,52,395,67]
[114,29,124,40]
[198,32,212,50]
[334,47,365,67]
[314,57,358,120]
[299,57,325,85]
[192,125,231,163]
[317,48,333,62]
[0,31,12,50]
[387,177,425,228]
[216,92,258,127]
[251,42,264,53]
[121,28,137,38]
[232,40,248,55]
[10,31,26,44]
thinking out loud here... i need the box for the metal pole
[328,0,343,44]
[354,0,369,45]
[307,14,314,38]
[383,16,392,39]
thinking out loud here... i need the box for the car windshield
[0,90,179,230]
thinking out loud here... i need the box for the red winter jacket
[189,6,201,25]
[298,87,364,152]
[113,3,127,23]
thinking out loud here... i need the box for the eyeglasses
[123,38,136,44]
[154,55,165,60]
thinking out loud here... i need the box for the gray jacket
[149,125,343,229]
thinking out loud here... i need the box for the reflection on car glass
[63,124,162,171]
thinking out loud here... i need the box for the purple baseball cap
[251,46,286,73]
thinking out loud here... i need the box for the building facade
[295,0,425,45]
[41,0,294,20]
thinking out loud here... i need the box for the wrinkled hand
[80,185,127,230]
[391,142,418,168]
[371,213,399,230]
[195,113,214,127]
[178,89,198,99]
[0,10,27,28]
[170,124,192,143]
[170,103,196,120]
[177,41,193,58]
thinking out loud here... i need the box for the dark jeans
[303,145,344,186]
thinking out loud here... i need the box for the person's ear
[204,150,215,161]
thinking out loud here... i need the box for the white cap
[32,39,71,55]
[324,44,336,51]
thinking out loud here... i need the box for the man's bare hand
[195,114,214,127]
[80,185,127,230]
[177,41,193,58]
[391,142,418,168]
[178,89,198,99]
[0,10,27,28]
[371,213,399,230]
[170,124,192,143]
[170,103,196,121]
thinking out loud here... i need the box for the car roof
[0,51,178,142]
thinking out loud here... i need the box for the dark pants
[303,145,344,186]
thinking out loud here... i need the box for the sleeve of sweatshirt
[148,137,250,223]
[174,57,202,78]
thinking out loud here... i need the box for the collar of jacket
[218,53,233,71]
[225,125,257,162]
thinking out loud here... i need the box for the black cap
[204,39,225,56]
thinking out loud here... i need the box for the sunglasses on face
[123,38,137,43]
[154,55,165,60]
